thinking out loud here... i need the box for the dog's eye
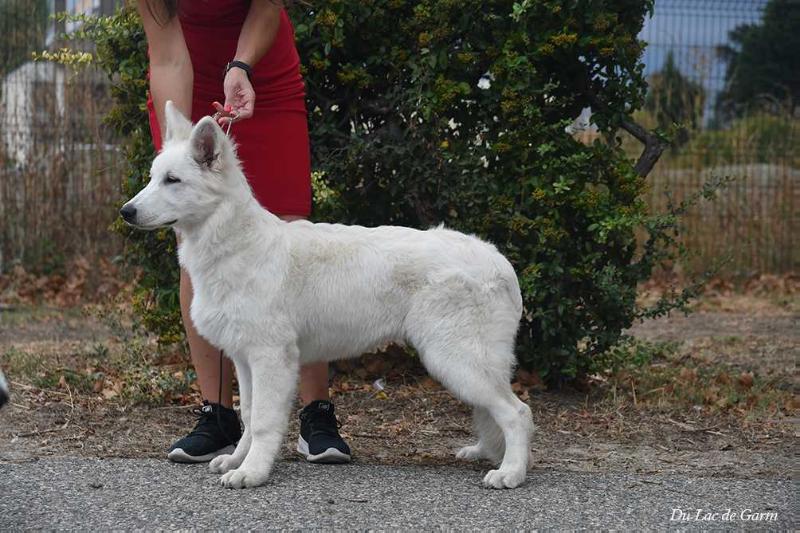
[164,174,181,185]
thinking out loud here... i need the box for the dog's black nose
[120,204,137,222]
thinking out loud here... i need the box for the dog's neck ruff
[177,175,283,269]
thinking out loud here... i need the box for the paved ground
[0,458,794,529]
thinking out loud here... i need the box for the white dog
[121,102,533,489]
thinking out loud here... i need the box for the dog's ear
[189,116,223,169]
[164,101,192,143]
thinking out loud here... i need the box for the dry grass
[591,340,796,421]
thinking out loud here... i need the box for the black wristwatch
[224,60,253,80]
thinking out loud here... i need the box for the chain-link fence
[634,0,797,274]
[0,0,796,274]
[0,0,123,272]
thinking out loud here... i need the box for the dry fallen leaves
[0,256,132,308]
[738,371,754,389]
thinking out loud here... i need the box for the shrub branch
[620,118,669,177]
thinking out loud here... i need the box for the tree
[716,0,800,119]
[644,51,706,148]
[0,0,49,77]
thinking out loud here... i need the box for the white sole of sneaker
[296,435,351,464]
[167,444,236,464]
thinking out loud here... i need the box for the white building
[0,0,120,168]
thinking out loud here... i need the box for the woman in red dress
[140,0,351,464]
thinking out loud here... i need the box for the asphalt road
[0,458,795,530]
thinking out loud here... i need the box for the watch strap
[224,60,253,80]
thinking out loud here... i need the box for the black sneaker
[167,400,242,463]
[297,400,351,463]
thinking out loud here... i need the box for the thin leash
[203,108,238,446]
[214,349,240,447]
[212,111,237,137]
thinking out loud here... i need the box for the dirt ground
[0,291,796,480]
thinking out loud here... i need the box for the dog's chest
[191,286,238,346]
[188,264,262,348]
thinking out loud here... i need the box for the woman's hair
[146,1,297,25]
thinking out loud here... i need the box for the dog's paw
[219,467,269,489]
[209,454,241,474]
[456,445,485,461]
[482,467,526,489]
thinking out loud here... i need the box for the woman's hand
[214,67,255,125]
[214,0,281,126]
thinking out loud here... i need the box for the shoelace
[187,405,223,439]
[187,403,239,445]
[301,409,343,438]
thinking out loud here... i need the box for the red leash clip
[211,102,237,137]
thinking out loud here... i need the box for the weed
[590,337,678,375]
[1,346,46,378]
[2,329,196,406]
[601,344,796,419]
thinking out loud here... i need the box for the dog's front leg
[220,347,298,489]
[210,359,252,474]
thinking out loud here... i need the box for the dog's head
[120,101,241,231]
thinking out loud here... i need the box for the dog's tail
[492,253,523,318]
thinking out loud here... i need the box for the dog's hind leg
[210,359,251,474]
[413,330,533,488]
[220,345,299,489]
[407,277,532,488]
[480,392,534,489]
[455,407,504,464]
[428,357,533,489]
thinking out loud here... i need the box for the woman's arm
[215,1,283,123]
[234,0,283,66]
[137,0,193,138]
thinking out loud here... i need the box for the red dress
[147,1,311,216]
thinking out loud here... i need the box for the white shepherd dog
[121,102,534,489]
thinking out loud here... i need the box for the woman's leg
[299,362,330,404]
[280,218,349,462]
[182,273,330,407]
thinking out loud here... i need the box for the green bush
[292,0,683,380]
[69,1,701,382]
